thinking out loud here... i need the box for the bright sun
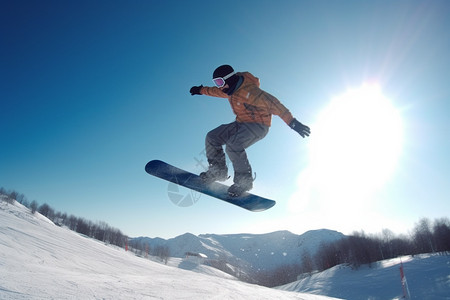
[290,84,403,214]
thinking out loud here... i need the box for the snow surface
[2,200,449,299]
[0,201,339,299]
[277,255,450,300]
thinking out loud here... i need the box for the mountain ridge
[131,229,345,272]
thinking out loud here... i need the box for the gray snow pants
[205,121,269,176]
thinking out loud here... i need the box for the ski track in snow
[0,201,339,300]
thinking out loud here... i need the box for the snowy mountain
[131,229,344,273]
[0,200,338,299]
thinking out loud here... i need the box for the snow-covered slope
[277,254,450,300]
[132,229,344,272]
[0,201,339,299]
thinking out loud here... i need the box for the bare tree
[300,249,314,274]
[38,203,55,220]
[432,218,450,252]
[154,245,170,264]
[315,241,343,271]
[413,218,435,254]
[30,200,38,214]
[8,190,18,201]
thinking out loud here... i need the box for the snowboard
[145,160,275,212]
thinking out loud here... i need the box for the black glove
[289,118,310,138]
[190,85,203,95]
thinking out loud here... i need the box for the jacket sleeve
[265,92,294,125]
[200,86,229,99]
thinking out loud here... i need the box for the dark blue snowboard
[145,160,275,212]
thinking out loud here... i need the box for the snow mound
[277,253,450,299]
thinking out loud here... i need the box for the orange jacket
[200,72,294,127]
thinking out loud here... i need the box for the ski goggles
[212,71,236,88]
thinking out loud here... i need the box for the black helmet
[212,65,238,90]
[213,64,234,79]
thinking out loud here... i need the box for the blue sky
[1,0,449,239]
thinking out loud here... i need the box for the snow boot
[199,164,228,184]
[228,172,253,197]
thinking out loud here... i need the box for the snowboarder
[190,65,310,197]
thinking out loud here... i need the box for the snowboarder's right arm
[190,85,228,98]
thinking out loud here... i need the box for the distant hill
[131,229,345,273]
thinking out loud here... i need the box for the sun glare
[290,84,403,214]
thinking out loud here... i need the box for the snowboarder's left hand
[289,118,310,138]
[190,85,203,95]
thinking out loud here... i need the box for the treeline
[255,217,450,287]
[127,240,171,264]
[0,188,27,205]
[1,188,127,248]
[314,218,450,272]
